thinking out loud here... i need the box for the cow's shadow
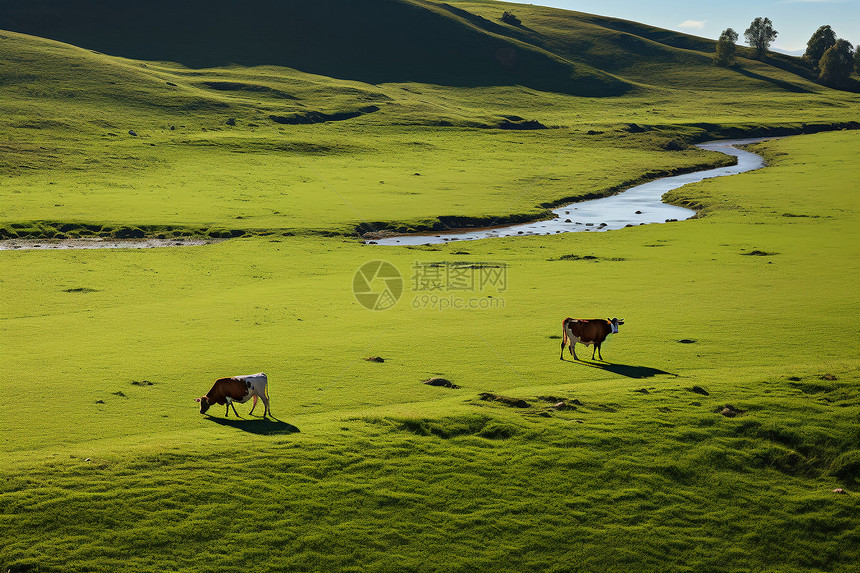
[563,358,677,379]
[204,416,300,435]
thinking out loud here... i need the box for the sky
[524,0,860,54]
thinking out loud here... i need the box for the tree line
[715,18,858,88]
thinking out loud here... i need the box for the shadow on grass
[564,358,677,378]
[205,416,300,435]
[733,67,814,94]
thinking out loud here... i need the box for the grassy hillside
[449,0,829,91]
[0,0,626,96]
[2,132,859,572]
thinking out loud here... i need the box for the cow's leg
[261,394,270,418]
[249,394,259,416]
[594,343,602,361]
[229,401,241,417]
[560,322,569,361]
[571,343,578,361]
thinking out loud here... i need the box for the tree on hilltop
[818,39,855,87]
[714,28,739,67]
[804,25,837,69]
[744,17,778,59]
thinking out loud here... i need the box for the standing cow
[560,318,624,361]
[197,372,271,418]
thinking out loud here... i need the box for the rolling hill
[0,0,629,96]
[0,0,851,98]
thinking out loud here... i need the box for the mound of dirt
[742,250,778,256]
[479,392,529,408]
[497,118,547,130]
[717,404,744,417]
[365,356,385,363]
[424,377,460,389]
[269,106,379,125]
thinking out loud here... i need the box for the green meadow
[2,0,860,571]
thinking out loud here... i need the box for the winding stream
[369,137,772,246]
[0,138,772,251]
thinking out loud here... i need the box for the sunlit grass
[2,130,859,572]
[2,2,860,569]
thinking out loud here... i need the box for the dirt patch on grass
[269,106,379,125]
[479,393,530,408]
[717,404,744,417]
[424,377,460,389]
[742,250,778,256]
[550,254,626,262]
[496,118,548,130]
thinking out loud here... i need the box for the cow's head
[196,396,211,414]
[609,317,624,334]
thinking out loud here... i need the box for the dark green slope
[0,0,629,96]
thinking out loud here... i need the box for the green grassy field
[3,132,859,572]
[2,0,860,571]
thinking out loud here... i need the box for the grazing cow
[560,317,624,361]
[197,372,270,418]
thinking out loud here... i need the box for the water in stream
[369,137,771,246]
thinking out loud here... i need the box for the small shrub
[501,11,521,26]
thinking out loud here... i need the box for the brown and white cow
[560,318,624,361]
[197,372,270,418]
